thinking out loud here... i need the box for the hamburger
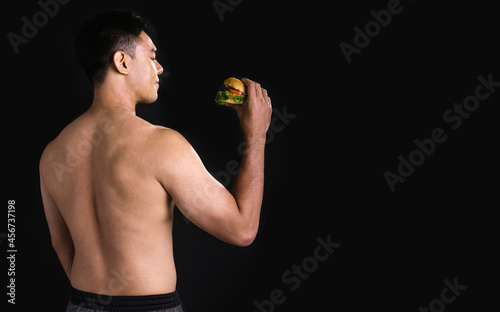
[215,77,247,105]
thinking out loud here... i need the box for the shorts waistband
[70,286,181,312]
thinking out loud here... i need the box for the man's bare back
[40,12,271,306]
[40,106,184,295]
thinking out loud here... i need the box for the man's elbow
[233,226,258,247]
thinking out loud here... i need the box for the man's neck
[90,80,137,114]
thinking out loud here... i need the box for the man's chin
[138,93,159,104]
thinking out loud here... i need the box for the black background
[1,0,498,311]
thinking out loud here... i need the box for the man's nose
[155,60,164,75]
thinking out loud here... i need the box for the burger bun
[224,77,246,94]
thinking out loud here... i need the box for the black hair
[73,11,152,87]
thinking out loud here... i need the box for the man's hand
[226,78,272,141]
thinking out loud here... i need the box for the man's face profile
[118,31,163,104]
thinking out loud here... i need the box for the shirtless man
[39,11,272,312]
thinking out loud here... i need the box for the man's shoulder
[38,115,85,167]
[39,136,60,181]
[148,126,192,154]
[39,139,55,164]
[144,126,201,175]
[40,112,90,158]
[148,126,205,189]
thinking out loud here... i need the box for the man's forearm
[231,136,266,234]
[227,77,272,241]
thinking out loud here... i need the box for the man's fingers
[225,102,242,108]
[262,88,271,107]
[241,77,270,106]
[224,103,244,115]
[241,78,263,100]
[254,83,263,100]
[241,78,255,95]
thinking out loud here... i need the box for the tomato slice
[225,88,243,95]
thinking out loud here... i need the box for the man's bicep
[158,131,242,242]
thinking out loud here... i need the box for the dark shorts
[66,287,184,312]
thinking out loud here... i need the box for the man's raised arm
[156,78,272,246]
[224,78,273,242]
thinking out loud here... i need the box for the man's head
[74,11,163,103]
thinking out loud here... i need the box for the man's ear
[112,51,129,75]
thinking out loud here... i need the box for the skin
[39,31,272,296]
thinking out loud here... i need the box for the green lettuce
[215,90,246,105]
